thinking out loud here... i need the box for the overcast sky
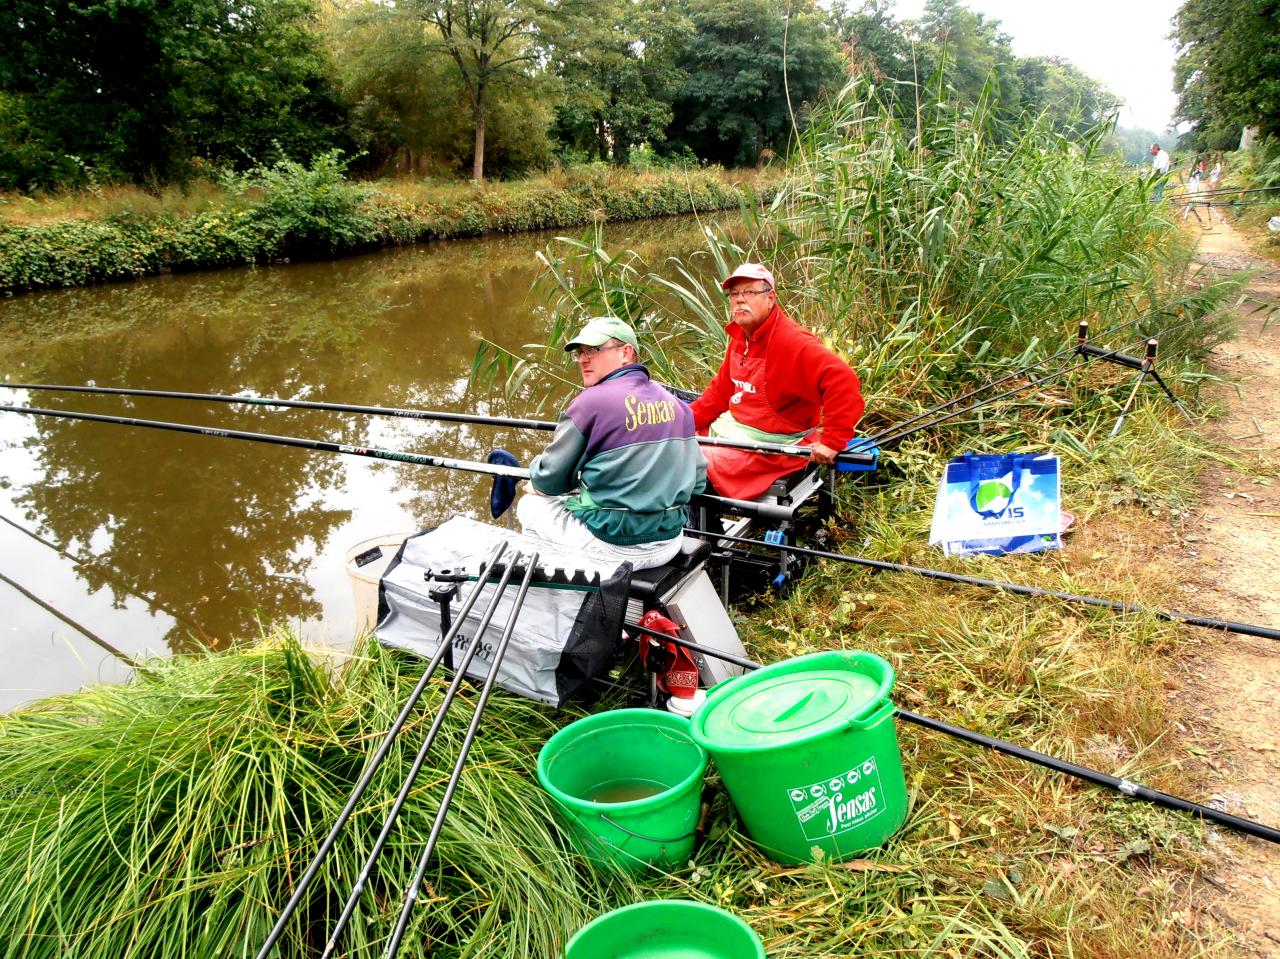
[890,0,1185,133]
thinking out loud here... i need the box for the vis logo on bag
[929,453,1062,557]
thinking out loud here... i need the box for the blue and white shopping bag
[929,453,1062,557]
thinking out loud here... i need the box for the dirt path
[1176,221,1280,954]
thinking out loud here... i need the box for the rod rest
[1075,342,1147,371]
[691,492,797,522]
[484,562,601,587]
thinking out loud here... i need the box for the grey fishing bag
[375,517,632,707]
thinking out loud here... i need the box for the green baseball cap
[564,316,639,354]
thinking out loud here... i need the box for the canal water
[0,215,729,710]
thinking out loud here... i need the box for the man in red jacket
[690,263,865,500]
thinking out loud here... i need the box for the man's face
[725,278,776,333]
[575,340,633,387]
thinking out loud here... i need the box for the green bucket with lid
[563,899,765,959]
[689,650,908,864]
[537,709,708,873]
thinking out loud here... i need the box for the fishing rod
[1166,184,1280,201]
[321,552,533,959]
[0,403,806,524]
[0,382,877,468]
[871,310,1213,449]
[256,543,509,959]
[384,555,541,959]
[683,528,1280,644]
[0,513,209,640]
[862,307,1180,447]
[0,405,530,479]
[0,569,143,670]
[624,620,1280,845]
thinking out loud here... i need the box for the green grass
[0,635,639,958]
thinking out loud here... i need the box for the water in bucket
[537,709,708,873]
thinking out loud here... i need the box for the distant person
[1209,159,1222,188]
[690,263,865,501]
[1149,143,1171,200]
[518,316,706,570]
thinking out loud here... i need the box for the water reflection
[0,216,727,708]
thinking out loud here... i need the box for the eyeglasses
[571,343,626,360]
[725,288,773,300]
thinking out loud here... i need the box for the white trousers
[516,494,684,571]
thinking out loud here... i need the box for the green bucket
[563,900,765,959]
[537,708,708,873]
[690,650,908,865]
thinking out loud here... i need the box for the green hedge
[0,163,773,293]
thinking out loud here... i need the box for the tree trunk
[472,81,486,184]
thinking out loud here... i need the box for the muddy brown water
[0,216,728,711]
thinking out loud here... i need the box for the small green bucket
[690,650,908,865]
[563,899,765,959]
[537,708,708,873]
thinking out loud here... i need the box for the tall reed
[474,79,1239,442]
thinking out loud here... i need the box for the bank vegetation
[0,79,1260,959]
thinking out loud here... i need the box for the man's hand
[810,442,839,466]
[522,481,545,496]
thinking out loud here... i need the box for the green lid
[693,651,894,752]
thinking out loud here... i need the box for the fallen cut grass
[0,636,637,959]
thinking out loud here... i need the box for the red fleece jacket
[691,305,865,450]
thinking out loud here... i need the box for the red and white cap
[720,262,776,291]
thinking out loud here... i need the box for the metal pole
[320,553,527,959]
[383,554,541,959]
[255,542,509,959]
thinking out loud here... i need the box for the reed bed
[474,79,1241,436]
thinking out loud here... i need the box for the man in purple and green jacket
[516,316,707,570]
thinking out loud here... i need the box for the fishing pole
[0,403,800,526]
[624,620,1280,845]
[683,528,1280,643]
[0,513,209,640]
[872,310,1214,448]
[384,554,541,959]
[1166,184,1280,201]
[0,569,143,670]
[862,307,1177,447]
[320,552,531,959]
[0,405,530,479]
[255,542,509,959]
[0,382,877,467]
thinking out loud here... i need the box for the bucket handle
[599,813,696,845]
[848,697,895,731]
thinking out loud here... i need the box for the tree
[828,0,912,85]
[548,0,689,163]
[1015,56,1120,140]
[1172,0,1280,149]
[912,0,1020,123]
[665,0,843,167]
[328,0,554,177]
[0,0,346,190]
[404,0,558,182]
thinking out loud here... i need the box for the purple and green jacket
[529,364,707,545]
